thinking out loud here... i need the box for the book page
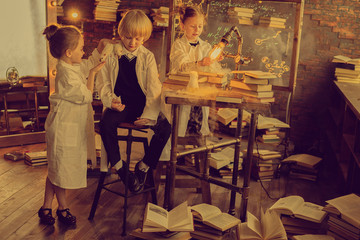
[257,115,290,129]
[282,154,322,168]
[205,213,241,231]
[241,211,262,239]
[326,193,360,228]
[261,209,287,240]
[293,202,326,223]
[145,203,169,229]
[168,202,194,231]
[269,195,305,215]
[191,203,222,221]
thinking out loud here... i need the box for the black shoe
[38,207,55,225]
[116,161,140,193]
[134,161,149,193]
[56,208,76,225]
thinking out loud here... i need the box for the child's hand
[199,57,214,66]
[90,61,106,74]
[134,118,153,126]
[111,99,125,112]
[97,39,120,54]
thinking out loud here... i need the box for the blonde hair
[179,6,205,24]
[118,9,153,41]
[43,24,81,59]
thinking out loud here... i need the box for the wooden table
[163,90,269,221]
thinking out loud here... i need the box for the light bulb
[209,41,226,60]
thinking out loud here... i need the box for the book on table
[238,209,287,240]
[191,203,240,232]
[269,195,327,223]
[325,193,360,229]
[231,70,277,79]
[142,201,194,232]
[230,79,273,92]
[230,88,274,98]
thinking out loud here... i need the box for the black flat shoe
[116,161,140,193]
[38,207,55,225]
[56,208,76,225]
[133,161,148,193]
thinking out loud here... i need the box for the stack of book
[324,193,360,240]
[227,7,254,26]
[244,149,282,181]
[281,154,322,182]
[230,70,277,103]
[214,108,249,137]
[24,151,47,166]
[259,16,287,29]
[151,7,170,27]
[332,55,360,83]
[257,127,283,144]
[20,76,46,87]
[208,146,243,179]
[269,195,328,238]
[94,0,120,22]
[190,203,240,240]
[165,71,224,88]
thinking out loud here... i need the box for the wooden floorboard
[0,142,345,239]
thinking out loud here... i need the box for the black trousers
[99,108,171,169]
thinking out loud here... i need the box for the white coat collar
[58,59,80,70]
[114,41,140,59]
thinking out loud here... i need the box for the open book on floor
[142,201,194,232]
[325,193,360,229]
[238,209,287,240]
[269,195,327,223]
[191,203,241,232]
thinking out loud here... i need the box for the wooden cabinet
[326,81,360,193]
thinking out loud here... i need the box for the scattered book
[325,193,360,229]
[24,151,47,167]
[238,209,287,240]
[269,195,327,223]
[142,201,194,232]
[291,234,335,240]
[257,115,290,129]
[230,80,273,92]
[130,228,191,240]
[281,154,322,169]
[216,108,238,126]
[4,151,25,161]
[191,203,241,232]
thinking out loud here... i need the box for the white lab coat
[168,35,212,137]
[95,43,163,171]
[46,51,100,189]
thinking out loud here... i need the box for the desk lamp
[208,26,252,80]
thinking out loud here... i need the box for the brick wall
[291,0,360,151]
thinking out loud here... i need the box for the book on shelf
[269,195,327,223]
[325,193,360,229]
[291,234,335,240]
[332,55,360,65]
[191,203,240,232]
[142,201,194,232]
[281,154,322,169]
[130,228,191,240]
[230,79,273,92]
[238,209,287,240]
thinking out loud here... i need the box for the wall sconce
[71,10,79,19]
[50,1,57,7]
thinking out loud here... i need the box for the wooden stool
[88,122,157,236]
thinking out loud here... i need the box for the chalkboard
[176,0,298,88]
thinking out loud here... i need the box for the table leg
[164,104,179,210]
[229,108,243,215]
[239,112,257,222]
